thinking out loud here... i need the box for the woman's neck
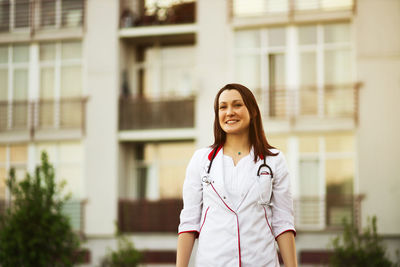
[224,134,251,155]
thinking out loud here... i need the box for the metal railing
[294,194,363,231]
[118,198,182,233]
[0,98,87,137]
[118,195,363,233]
[0,0,85,34]
[119,0,195,28]
[0,198,86,233]
[253,83,361,123]
[231,0,355,18]
[119,96,195,130]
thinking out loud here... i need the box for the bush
[330,215,398,267]
[101,227,142,267]
[0,151,81,267]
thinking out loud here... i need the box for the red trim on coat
[178,230,199,238]
[208,146,223,160]
[263,206,273,234]
[210,183,242,267]
[199,207,210,234]
[275,229,296,241]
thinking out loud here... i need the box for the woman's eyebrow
[219,99,243,104]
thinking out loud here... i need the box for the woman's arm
[277,231,298,267]
[176,232,196,267]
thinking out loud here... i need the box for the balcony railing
[294,194,364,231]
[118,199,182,233]
[253,83,361,123]
[231,0,355,18]
[119,96,195,130]
[118,195,363,233]
[0,198,86,233]
[0,98,87,137]
[119,0,195,28]
[0,0,85,34]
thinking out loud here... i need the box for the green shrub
[0,151,81,267]
[101,228,142,267]
[330,215,398,267]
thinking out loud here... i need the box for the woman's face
[218,89,251,136]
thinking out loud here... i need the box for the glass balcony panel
[0,1,10,32]
[40,0,56,27]
[62,0,84,27]
[14,0,30,28]
[0,45,7,63]
[60,99,83,128]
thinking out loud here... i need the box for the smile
[226,120,239,124]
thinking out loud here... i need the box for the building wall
[84,0,119,236]
[355,0,400,235]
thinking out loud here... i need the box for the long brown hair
[211,83,278,162]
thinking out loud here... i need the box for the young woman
[177,83,297,267]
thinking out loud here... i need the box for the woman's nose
[226,106,235,115]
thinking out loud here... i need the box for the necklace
[238,152,241,155]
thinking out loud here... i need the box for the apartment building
[0,0,399,266]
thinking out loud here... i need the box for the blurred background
[0,0,399,266]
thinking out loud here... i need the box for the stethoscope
[202,147,274,207]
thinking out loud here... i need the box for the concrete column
[196,0,233,147]
[84,0,119,236]
[355,0,400,235]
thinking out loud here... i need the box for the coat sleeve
[178,148,207,236]
[271,151,296,240]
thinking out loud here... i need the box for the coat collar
[207,146,265,211]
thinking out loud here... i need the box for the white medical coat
[178,147,296,267]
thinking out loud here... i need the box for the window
[0,144,28,199]
[137,45,195,98]
[0,44,30,130]
[296,133,355,228]
[35,141,84,198]
[235,23,353,119]
[122,142,195,200]
[39,41,83,128]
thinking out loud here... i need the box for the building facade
[0,0,399,266]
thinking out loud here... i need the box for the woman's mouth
[226,120,239,124]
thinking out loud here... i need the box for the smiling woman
[177,83,298,267]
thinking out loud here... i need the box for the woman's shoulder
[191,147,213,161]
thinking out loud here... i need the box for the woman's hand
[176,232,196,267]
[276,231,298,267]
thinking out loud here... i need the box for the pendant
[238,152,241,155]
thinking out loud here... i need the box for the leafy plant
[101,226,142,267]
[0,151,81,267]
[330,215,398,267]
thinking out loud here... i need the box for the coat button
[223,196,226,199]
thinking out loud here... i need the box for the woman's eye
[235,104,242,107]
[219,106,226,109]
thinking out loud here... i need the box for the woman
[177,83,297,267]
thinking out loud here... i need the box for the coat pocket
[258,175,273,204]
[199,206,210,235]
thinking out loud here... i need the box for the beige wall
[355,0,400,234]
[84,0,119,236]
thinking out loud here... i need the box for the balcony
[0,198,86,234]
[253,83,361,131]
[0,0,85,42]
[117,195,363,233]
[119,96,195,131]
[231,0,356,27]
[119,0,195,28]
[294,194,364,231]
[0,98,87,141]
[118,199,182,233]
